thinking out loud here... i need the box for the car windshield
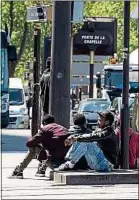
[78,101,111,112]
[9,89,24,105]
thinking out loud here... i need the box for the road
[2,129,30,152]
[1,129,138,199]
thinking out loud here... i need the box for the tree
[1,1,138,77]
[1,1,51,77]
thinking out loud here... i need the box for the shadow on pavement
[2,134,29,152]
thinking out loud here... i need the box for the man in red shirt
[9,114,69,179]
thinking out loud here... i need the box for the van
[8,78,29,129]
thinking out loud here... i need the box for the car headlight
[20,108,26,115]
[2,94,9,113]
[2,94,9,103]
[2,104,7,112]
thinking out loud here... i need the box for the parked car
[8,78,29,129]
[72,98,111,130]
[111,96,135,115]
[111,96,136,128]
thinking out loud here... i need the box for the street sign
[73,18,117,56]
[74,30,112,48]
[26,6,47,22]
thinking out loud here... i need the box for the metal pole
[121,1,130,169]
[31,23,41,136]
[96,72,101,98]
[89,51,94,98]
[49,1,71,128]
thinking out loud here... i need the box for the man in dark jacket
[9,114,69,179]
[40,57,51,115]
[55,111,118,171]
[67,113,93,170]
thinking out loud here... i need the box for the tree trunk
[9,22,28,77]
[9,61,16,77]
[9,1,14,37]
[16,22,28,64]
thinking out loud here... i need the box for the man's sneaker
[35,170,45,177]
[8,170,23,179]
[54,161,74,172]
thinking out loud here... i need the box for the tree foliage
[1,1,138,77]
[1,1,51,77]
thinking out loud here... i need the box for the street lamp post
[26,4,49,136]
[49,1,71,128]
[31,23,41,136]
[121,1,130,169]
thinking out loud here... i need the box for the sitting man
[55,111,118,172]
[9,114,70,179]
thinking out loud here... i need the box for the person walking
[40,57,51,115]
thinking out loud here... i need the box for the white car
[8,78,29,129]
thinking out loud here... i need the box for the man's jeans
[65,142,113,171]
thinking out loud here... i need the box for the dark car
[73,98,111,130]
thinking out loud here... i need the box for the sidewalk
[1,152,138,199]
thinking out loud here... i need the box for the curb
[54,169,139,185]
